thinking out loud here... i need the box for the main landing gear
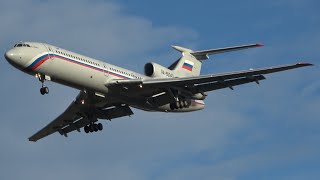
[37,74,49,95]
[170,100,190,110]
[84,123,103,133]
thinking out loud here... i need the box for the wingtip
[256,43,264,47]
[28,138,37,142]
[297,62,314,66]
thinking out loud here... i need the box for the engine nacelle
[144,62,175,78]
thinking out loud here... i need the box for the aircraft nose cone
[4,49,15,61]
[4,49,25,69]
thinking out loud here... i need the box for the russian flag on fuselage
[182,60,194,71]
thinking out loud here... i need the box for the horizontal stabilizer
[172,43,264,60]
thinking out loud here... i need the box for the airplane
[4,42,313,142]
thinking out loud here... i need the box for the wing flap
[102,105,133,120]
[193,75,266,93]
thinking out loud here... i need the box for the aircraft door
[42,43,53,59]
[103,64,109,78]
[39,43,54,71]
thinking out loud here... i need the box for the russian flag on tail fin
[182,60,194,71]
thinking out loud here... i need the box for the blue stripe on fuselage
[27,53,131,79]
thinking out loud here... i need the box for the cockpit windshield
[14,43,31,47]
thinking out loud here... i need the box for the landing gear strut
[37,74,49,95]
[84,123,103,134]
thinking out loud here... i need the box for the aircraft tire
[40,87,49,95]
[40,88,45,95]
[97,123,103,131]
[179,101,185,108]
[93,124,99,132]
[84,126,89,133]
[170,103,174,110]
[44,87,49,94]
[89,125,94,132]
[183,100,188,107]
[175,101,180,109]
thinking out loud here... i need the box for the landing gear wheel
[85,123,104,134]
[183,100,188,108]
[97,123,103,131]
[93,124,99,132]
[44,87,49,94]
[40,87,49,95]
[179,101,185,108]
[170,103,175,110]
[89,125,94,132]
[84,126,89,133]
[175,101,180,109]
[40,88,45,95]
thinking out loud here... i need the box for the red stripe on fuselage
[31,54,130,79]
[31,56,51,70]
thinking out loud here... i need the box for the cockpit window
[14,43,31,47]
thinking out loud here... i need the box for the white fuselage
[5,42,205,112]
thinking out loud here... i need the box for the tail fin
[169,46,202,77]
[168,43,263,77]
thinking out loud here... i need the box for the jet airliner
[4,42,312,141]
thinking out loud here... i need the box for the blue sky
[0,0,319,179]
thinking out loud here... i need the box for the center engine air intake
[144,62,175,78]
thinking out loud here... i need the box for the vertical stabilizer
[168,43,264,77]
[169,46,202,77]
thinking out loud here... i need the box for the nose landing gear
[37,73,50,95]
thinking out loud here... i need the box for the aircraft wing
[143,63,312,86]
[28,91,133,142]
[110,63,312,94]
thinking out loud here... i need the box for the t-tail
[168,43,264,77]
[143,43,264,111]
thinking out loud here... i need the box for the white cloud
[0,0,197,67]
